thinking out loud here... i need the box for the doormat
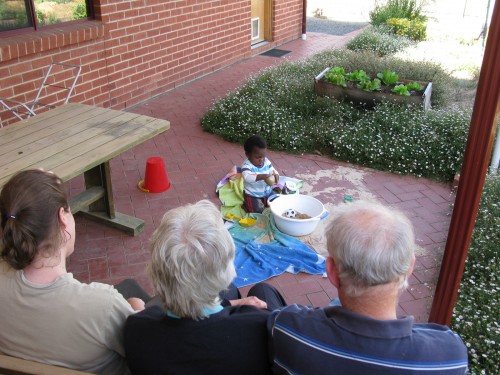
[260,49,291,58]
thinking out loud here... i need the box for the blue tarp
[229,211,326,287]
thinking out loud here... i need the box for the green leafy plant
[36,9,46,25]
[310,49,453,106]
[326,66,421,95]
[357,78,382,92]
[406,81,423,91]
[370,0,427,26]
[345,69,370,83]
[72,1,87,20]
[325,67,347,87]
[328,66,346,75]
[392,84,410,96]
[386,17,427,41]
[377,69,399,85]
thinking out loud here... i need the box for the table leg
[84,162,115,218]
[71,162,145,236]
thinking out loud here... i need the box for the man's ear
[326,257,340,289]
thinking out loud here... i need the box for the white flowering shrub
[327,103,470,180]
[451,173,500,374]
[202,51,469,181]
[346,26,413,56]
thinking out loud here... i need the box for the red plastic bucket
[137,157,171,193]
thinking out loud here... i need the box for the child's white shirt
[241,157,276,197]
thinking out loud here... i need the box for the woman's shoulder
[56,276,130,309]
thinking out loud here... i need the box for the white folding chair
[0,62,81,124]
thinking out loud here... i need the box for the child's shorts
[243,192,268,214]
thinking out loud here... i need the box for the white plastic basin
[269,194,328,236]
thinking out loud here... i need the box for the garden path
[67,30,455,322]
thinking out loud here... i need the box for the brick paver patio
[67,30,455,322]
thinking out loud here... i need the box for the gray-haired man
[267,201,468,375]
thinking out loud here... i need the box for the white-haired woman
[124,199,286,375]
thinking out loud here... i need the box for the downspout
[302,0,307,40]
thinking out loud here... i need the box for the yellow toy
[225,213,257,227]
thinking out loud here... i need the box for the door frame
[251,0,273,44]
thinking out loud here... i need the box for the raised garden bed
[315,67,433,111]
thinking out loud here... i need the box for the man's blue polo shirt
[267,304,468,374]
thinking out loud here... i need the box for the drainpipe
[302,0,307,40]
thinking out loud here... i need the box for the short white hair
[148,200,236,320]
[325,201,415,297]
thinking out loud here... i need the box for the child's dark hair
[244,135,267,154]
[0,169,69,270]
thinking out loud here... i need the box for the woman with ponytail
[0,169,147,375]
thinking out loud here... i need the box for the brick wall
[0,0,304,125]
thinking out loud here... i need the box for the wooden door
[251,0,271,44]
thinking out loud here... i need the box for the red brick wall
[273,0,304,42]
[0,0,303,125]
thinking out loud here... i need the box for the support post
[428,0,500,325]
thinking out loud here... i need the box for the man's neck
[339,284,400,320]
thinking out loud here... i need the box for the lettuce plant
[345,69,370,83]
[407,81,423,91]
[392,84,410,96]
[325,67,347,87]
[377,69,399,85]
[357,78,382,92]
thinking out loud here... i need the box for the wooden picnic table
[0,103,170,236]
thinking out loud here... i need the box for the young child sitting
[241,135,279,213]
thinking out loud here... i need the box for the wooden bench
[0,354,93,375]
[0,103,170,236]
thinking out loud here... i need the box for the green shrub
[386,17,427,41]
[346,26,412,56]
[452,173,500,374]
[72,2,87,20]
[46,12,59,25]
[201,51,470,181]
[36,9,46,26]
[323,102,469,180]
[0,3,19,19]
[14,10,29,27]
[36,9,59,26]
[370,0,427,26]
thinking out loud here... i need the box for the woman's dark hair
[244,135,267,154]
[0,170,69,270]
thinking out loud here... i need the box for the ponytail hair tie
[6,214,16,220]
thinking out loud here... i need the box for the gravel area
[306,16,368,36]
